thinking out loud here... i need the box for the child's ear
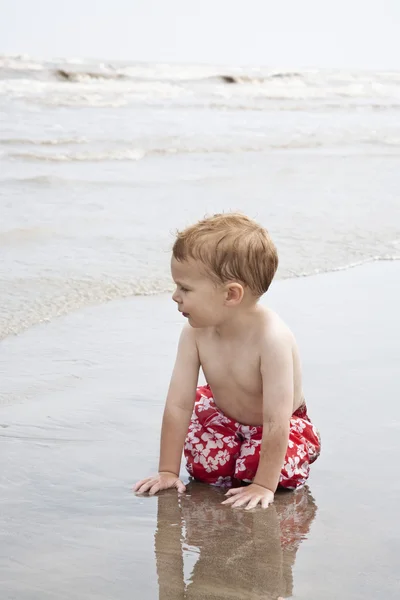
[225,283,244,305]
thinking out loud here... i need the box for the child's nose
[172,289,180,304]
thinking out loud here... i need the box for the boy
[134,213,320,510]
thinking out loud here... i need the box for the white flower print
[235,457,247,473]
[184,440,193,451]
[205,449,231,472]
[190,443,210,464]
[186,432,200,446]
[285,455,301,478]
[240,438,261,457]
[202,461,215,473]
[288,463,308,488]
[223,435,238,449]
[216,449,231,465]
[189,420,203,435]
[291,418,307,435]
[296,444,307,460]
[200,430,225,450]
[197,396,214,412]
[199,454,212,470]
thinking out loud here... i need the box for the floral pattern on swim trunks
[184,385,321,489]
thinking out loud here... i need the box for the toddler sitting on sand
[135,213,320,509]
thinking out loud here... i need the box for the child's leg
[234,409,321,489]
[184,386,240,486]
[279,411,321,489]
[233,426,263,483]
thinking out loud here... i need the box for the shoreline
[1,255,399,343]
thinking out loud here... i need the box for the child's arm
[134,324,200,495]
[254,333,294,491]
[223,332,293,509]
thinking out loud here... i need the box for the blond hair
[172,213,278,297]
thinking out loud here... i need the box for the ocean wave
[1,57,399,91]
[7,149,148,162]
[54,69,128,82]
[34,95,131,108]
[0,77,186,107]
[2,59,400,110]
[3,86,400,111]
[215,72,303,84]
[0,136,88,146]
[54,69,304,85]
[6,133,400,163]
[0,276,173,340]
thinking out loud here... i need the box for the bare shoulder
[173,324,200,370]
[178,322,199,351]
[180,322,197,341]
[255,305,296,350]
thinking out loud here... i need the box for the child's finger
[261,496,273,509]
[133,477,152,491]
[136,479,156,494]
[230,495,249,508]
[175,481,186,493]
[225,488,243,496]
[245,496,260,511]
[222,494,243,505]
[149,483,161,496]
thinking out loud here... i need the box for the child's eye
[180,286,190,293]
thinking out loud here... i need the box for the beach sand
[1,261,399,599]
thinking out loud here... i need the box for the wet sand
[1,261,399,599]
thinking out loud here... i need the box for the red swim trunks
[184,385,321,489]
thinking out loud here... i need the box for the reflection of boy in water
[155,484,317,600]
[135,214,320,510]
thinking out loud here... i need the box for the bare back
[194,306,304,426]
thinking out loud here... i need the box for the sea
[1,54,399,339]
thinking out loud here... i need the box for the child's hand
[221,483,274,510]
[134,471,186,496]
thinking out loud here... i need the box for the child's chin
[187,316,200,328]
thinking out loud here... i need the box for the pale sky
[1,0,400,69]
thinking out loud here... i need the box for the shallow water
[1,263,399,598]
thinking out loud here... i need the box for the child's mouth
[182,313,189,318]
